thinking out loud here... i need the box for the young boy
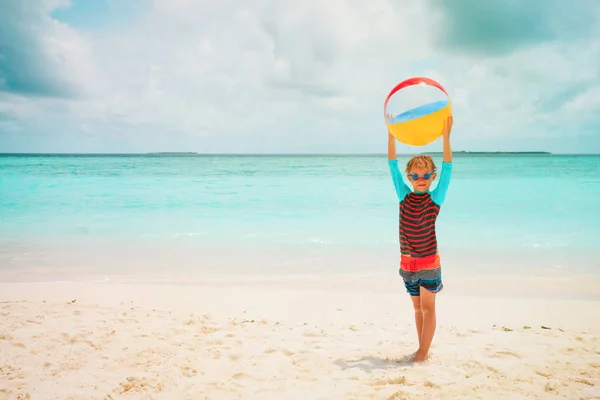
[387,116,453,363]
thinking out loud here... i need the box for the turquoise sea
[1,154,599,282]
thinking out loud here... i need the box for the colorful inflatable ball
[384,77,452,146]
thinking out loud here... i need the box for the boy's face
[407,165,436,192]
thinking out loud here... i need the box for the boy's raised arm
[443,116,453,163]
[388,131,410,201]
[432,116,454,205]
[388,131,397,161]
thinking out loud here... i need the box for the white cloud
[1,0,599,153]
[0,0,100,98]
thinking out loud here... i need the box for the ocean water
[1,154,599,282]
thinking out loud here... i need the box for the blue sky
[1,0,599,154]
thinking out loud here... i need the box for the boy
[387,116,453,363]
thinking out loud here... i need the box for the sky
[1,0,600,154]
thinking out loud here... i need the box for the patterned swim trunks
[398,254,443,297]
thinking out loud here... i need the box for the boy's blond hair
[405,154,436,173]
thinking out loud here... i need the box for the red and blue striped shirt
[389,160,452,258]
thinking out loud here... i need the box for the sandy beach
[1,276,599,400]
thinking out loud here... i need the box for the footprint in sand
[1,363,25,380]
[199,325,217,334]
[117,376,163,395]
[544,381,561,392]
[570,377,595,386]
[536,370,552,378]
[0,332,14,341]
[455,331,472,337]
[180,365,198,377]
[462,360,487,369]
[386,391,411,400]
[232,372,251,380]
[303,330,325,338]
[491,350,522,359]
[371,376,408,386]
[486,365,502,374]
[579,370,595,379]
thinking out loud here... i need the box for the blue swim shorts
[399,266,443,297]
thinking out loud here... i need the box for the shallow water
[1,154,599,281]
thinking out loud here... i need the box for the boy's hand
[442,115,453,138]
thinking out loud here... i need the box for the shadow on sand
[333,354,415,372]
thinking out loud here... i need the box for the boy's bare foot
[410,350,429,363]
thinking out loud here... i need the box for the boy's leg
[412,286,437,362]
[401,277,423,348]
[410,294,423,349]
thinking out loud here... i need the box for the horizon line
[1,151,600,156]
[2,151,599,156]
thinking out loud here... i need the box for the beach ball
[384,77,452,146]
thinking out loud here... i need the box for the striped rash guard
[388,160,452,261]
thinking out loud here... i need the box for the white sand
[1,276,599,400]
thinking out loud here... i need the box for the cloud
[430,0,599,57]
[0,0,100,98]
[73,0,436,148]
[0,0,599,154]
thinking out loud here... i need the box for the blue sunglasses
[408,170,436,180]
